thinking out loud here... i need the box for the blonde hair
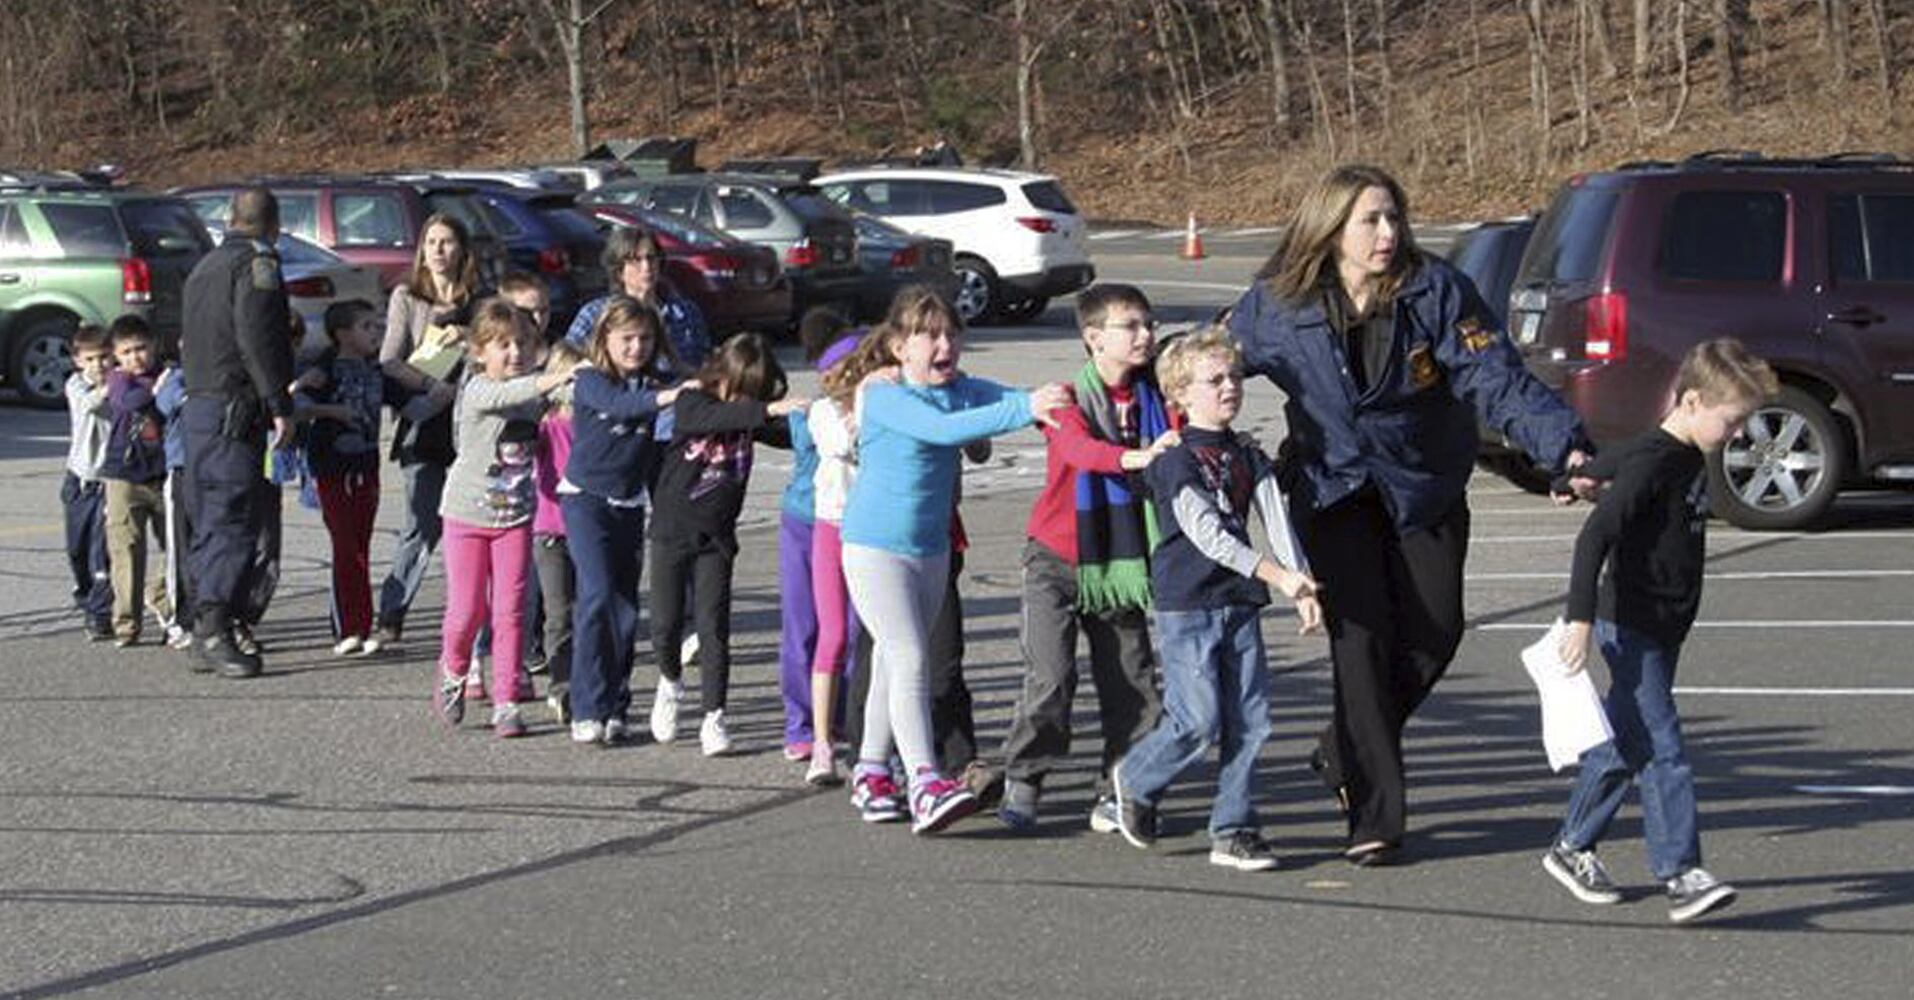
[1674,337,1780,405]
[544,339,588,379]
[467,297,532,354]
[1257,163,1423,307]
[586,296,673,376]
[1155,326,1242,404]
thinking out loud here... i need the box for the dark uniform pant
[1302,489,1469,847]
[182,396,266,635]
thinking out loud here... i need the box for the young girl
[839,285,1069,834]
[431,299,571,738]
[803,328,866,786]
[648,333,809,756]
[563,296,683,745]
[534,340,588,723]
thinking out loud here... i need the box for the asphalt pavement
[1,236,1910,999]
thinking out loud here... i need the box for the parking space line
[1475,531,1914,544]
[1679,687,1914,696]
[1471,569,1914,581]
[1088,230,1143,241]
[1128,279,1254,293]
[1795,784,1914,795]
[1478,620,1914,630]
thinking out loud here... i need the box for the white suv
[816,167,1095,324]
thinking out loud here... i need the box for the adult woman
[1226,164,1590,865]
[375,213,482,643]
[565,226,710,371]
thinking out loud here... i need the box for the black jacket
[181,235,296,419]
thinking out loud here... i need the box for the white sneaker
[357,636,382,656]
[332,635,363,656]
[570,719,606,744]
[164,624,194,650]
[700,710,733,757]
[680,632,700,666]
[603,717,632,744]
[650,678,684,744]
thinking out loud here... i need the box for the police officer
[179,187,294,678]
[1227,164,1593,866]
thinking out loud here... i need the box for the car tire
[1707,384,1846,530]
[1476,451,1553,495]
[7,313,78,410]
[997,296,1049,325]
[951,256,998,326]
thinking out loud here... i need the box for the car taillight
[785,239,819,269]
[889,245,922,271]
[121,258,152,304]
[1016,216,1057,234]
[284,276,335,298]
[689,252,740,279]
[536,247,569,275]
[1584,291,1628,361]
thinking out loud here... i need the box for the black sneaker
[1111,762,1156,850]
[375,618,403,646]
[1209,831,1280,872]
[1666,868,1736,923]
[196,632,261,679]
[232,622,262,657]
[85,619,114,643]
[1542,843,1623,904]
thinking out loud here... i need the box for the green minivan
[0,188,210,407]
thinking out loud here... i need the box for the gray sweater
[440,373,548,529]
[65,374,111,481]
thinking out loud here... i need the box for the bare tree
[1659,0,1693,134]
[1863,0,1895,114]
[1010,0,1088,170]
[1820,0,1852,85]
[539,0,621,157]
[1714,0,1747,113]
[1257,0,1294,134]
[1520,0,1551,169]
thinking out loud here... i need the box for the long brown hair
[586,295,672,377]
[405,213,481,306]
[821,284,956,407]
[693,333,788,403]
[1256,164,1424,307]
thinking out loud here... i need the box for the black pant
[1302,490,1468,847]
[183,397,267,636]
[848,551,976,772]
[998,541,1159,795]
[61,472,113,626]
[648,523,737,714]
[533,532,575,695]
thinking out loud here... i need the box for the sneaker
[526,651,549,675]
[961,760,1004,809]
[357,637,383,656]
[547,693,572,726]
[332,635,363,657]
[197,631,261,679]
[649,678,683,744]
[908,769,979,835]
[603,716,632,745]
[784,741,813,762]
[492,702,527,739]
[805,744,843,787]
[85,618,114,643]
[1088,795,1121,834]
[1543,843,1623,905]
[1666,868,1737,923]
[680,632,700,666]
[570,719,606,744]
[1111,762,1156,849]
[113,632,138,648]
[700,710,733,757]
[232,622,261,657]
[465,659,488,702]
[165,624,193,651]
[998,779,1040,832]
[375,619,403,646]
[432,672,466,727]
[850,769,905,823]
[1210,831,1280,872]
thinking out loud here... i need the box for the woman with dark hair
[564,226,710,371]
[1226,164,1593,866]
[374,213,484,643]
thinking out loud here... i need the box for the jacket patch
[251,257,281,291]
[1407,343,1443,390]
[1457,316,1498,353]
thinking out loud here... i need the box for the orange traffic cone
[1180,211,1206,260]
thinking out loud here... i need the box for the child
[155,344,195,650]
[837,284,1069,834]
[648,333,809,756]
[430,298,572,738]
[1110,327,1321,871]
[996,284,1179,832]
[99,316,174,647]
[775,308,855,771]
[294,300,436,656]
[533,340,588,723]
[803,324,867,785]
[1541,337,1776,924]
[563,296,685,745]
[62,324,116,642]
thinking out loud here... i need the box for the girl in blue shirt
[836,285,1069,834]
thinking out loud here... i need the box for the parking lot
[1,236,1911,999]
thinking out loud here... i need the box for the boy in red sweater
[995,284,1180,831]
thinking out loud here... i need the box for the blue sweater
[779,408,817,523]
[840,376,1031,558]
[565,367,667,503]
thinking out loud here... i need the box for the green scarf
[1073,361,1170,614]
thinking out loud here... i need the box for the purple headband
[815,331,864,372]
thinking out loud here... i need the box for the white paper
[1520,619,1615,772]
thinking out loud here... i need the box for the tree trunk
[1521,0,1550,169]
[1864,0,1894,113]
[1586,0,1620,80]
[1714,0,1745,113]
[1284,0,1336,157]
[1633,0,1653,81]
[1016,0,1038,169]
[1659,0,1692,133]
[1573,0,1593,148]
[1340,0,1359,136]
[1258,0,1293,134]
[1824,0,1852,84]
[1372,0,1392,129]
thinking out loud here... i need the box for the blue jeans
[1558,620,1701,881]
[377,460,446,628]
[1118,604,1270,837]
[562,493,645,725]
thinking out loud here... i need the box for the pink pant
[810,519,854,677]
[439,517,532,704]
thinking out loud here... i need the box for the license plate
[1517,312,1541,344]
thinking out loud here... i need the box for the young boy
[99,316,174,646]
[1542,337,1777,924]
[295,300,434,656]
[995,284,1179,831]
[155,348,195,650]
[62,324,116,642]
[1110,327,1321,871]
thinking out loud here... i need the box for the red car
[578,204,793,337]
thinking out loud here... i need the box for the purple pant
[778,512,819,748]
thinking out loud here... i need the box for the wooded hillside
[2,1,1908,222]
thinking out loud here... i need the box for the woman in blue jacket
[1227,164,1592,865]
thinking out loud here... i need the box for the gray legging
[843,543,950,780]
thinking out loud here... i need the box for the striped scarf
[1073,361,1170,614]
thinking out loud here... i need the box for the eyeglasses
[1098,319,1158,334]
[626,254,663,266]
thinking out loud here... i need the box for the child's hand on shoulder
[1558,620,1592,674]
[769,395,811,418]
[859,366,901,391]
[1027,382,1071,427]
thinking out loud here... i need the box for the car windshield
[121,200,213,255]
[1022,180,1077,214]
[853,214,909,241]
[1518,185,1618,286]
[276,233,344,268]
[784,191,851,223]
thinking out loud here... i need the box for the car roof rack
[1615,151,1912,174]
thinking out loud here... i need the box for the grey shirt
[65,373,111,481]
[440,372,548,529]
